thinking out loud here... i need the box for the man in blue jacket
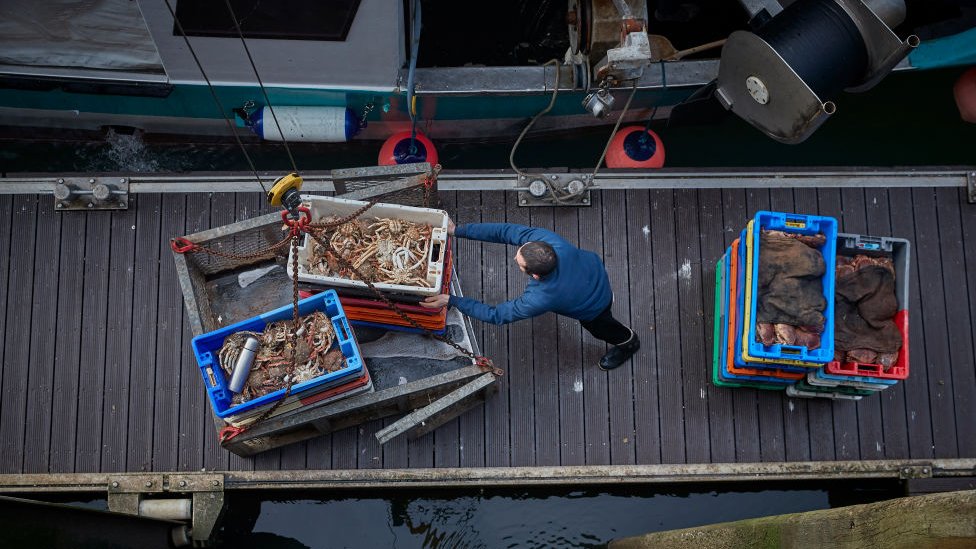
[421,221,639,370]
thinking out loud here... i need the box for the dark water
[1,68,974,175]
[33,482,900,548]
[208,482,899,548]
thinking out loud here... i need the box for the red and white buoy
[378,131,439,166]
[954,67,976,124]
[605,126,666,168]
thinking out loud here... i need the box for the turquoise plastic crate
[191,290,364,419]
[747,211,837,364]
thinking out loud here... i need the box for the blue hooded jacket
[448,223,613,325]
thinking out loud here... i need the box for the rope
[406,0,423,154]
[509,58,561,180]
[592,79,639,181]
[161,0,267,194]
[643,61,667,133]
[222,0,300,175]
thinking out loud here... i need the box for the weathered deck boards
[2,187,974,474]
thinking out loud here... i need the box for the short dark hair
[520,241,557,276]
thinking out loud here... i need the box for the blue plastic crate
[191,290,364,419]
[747,211,837,364]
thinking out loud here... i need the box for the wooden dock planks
[627,189,662,465]
[554,204,585,466]
[890,190,937,459]
[933,187,974,458]
[863,188,909,459]
[1,195,38,473]
[49,208,86,472]
[126,194,162,473]
[153,194,188,473]
[956,187,976,459]
[580,191,611,465]
[24,197,60,473]
[0,186,971,475]
[601,190,636,465]
[503,192,536,467]
[675,190,711,464]
[701,188,736,463]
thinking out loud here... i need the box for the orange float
[378,131,439,165]
[605,126,665,168]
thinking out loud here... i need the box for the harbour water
[33,480,899,547]
[212,481,901,547]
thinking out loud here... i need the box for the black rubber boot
[599,332,640,371]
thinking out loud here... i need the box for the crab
[369,218,407,238]
[219,310,337,406]
[378,265,431,287]
[304,215,435,287]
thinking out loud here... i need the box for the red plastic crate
[825,309,909,380]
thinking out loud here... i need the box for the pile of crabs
[218,311,346,405]
[306,215,434,287]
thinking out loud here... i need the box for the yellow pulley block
[267,172,304,218]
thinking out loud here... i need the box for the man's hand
[448,219,455,236]
[421,294,450,309]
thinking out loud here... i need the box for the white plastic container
[288,195,449,296]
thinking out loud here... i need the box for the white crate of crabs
[288,195,449,296]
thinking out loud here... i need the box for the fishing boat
[0,0,973,154]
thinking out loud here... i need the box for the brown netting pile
[833,255,902,367]
[755,230,827,350]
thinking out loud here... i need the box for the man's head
[515,241,557,279]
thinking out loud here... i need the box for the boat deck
[1,184,974,474]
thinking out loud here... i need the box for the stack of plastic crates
[799,233,911,400]
[291,195,452,334]
[713,211,837,391]
[192,290,373,427]
[301,248,453,334]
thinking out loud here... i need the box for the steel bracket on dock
[517,173,591,207]
[52,176,129,211]
[897,465,933,480]
[107,473,225,547]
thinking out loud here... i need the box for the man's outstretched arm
[454,223,567,248]
[420,292,545,325]
[447,294,544,325]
